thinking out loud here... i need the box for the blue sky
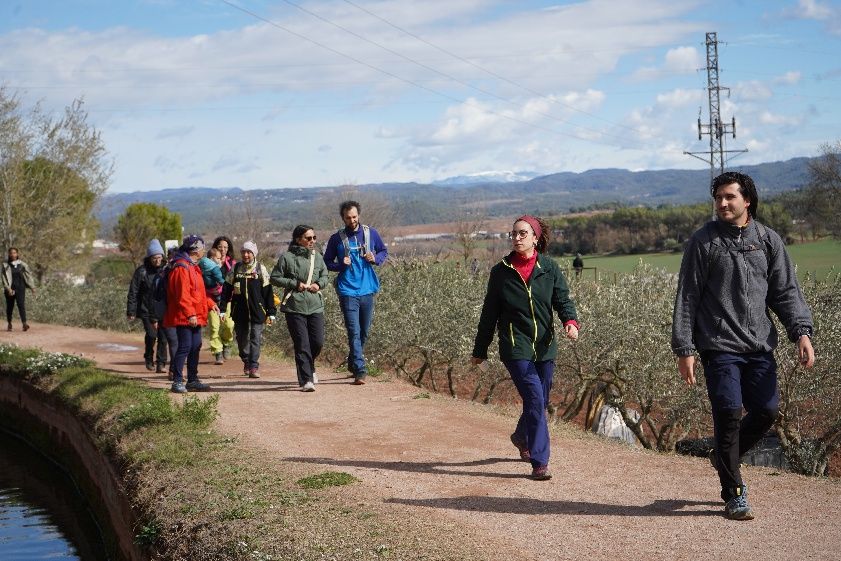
[2,0,839,193]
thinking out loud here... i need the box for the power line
[338,0,647,136]
[220,0,652,150]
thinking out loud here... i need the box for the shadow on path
[386,495,723,517]
[285,456,528,479]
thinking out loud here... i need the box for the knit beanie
[241,240,258,257]
[146,238,164,258]
[181,234,205,254]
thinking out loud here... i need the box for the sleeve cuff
[563,319,580,330]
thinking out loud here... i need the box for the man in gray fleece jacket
[672,171,815,521]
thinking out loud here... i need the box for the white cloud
[758,111,802,126]
[785,0,841,35]
[734,80,773,102]
[656,88,704,109]
[664,46,702,73]
[773,71,802,85]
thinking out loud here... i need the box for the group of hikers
[126,200,387,394]
[118,172,815,521]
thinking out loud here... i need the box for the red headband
[516,215,542,239]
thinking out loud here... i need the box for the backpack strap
[753,221,773,277]
[338,229,351,256]
[362,225,371,254]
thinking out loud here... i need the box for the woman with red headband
[471,215,579,480]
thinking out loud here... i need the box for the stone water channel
[0,430,108,560]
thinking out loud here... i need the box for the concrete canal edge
[0,375,146,561]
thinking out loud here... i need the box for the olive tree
[114,202,182,264]
[0,89,111,279]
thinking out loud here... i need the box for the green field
[560,238,840,280]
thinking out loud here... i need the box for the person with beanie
[221,240,276,378]
[472,215,580,481]
[163,235,218,393]
[126,239,168,372]
[2,247,36,332]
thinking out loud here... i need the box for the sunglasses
[508,229,532,240]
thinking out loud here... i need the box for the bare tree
[453,214,485,263]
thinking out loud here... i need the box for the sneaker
[243,364,249,376]
[222,347,231,360]
[353,378,366,385]
[170,382,187,394]
[530,466,552,481]
[155,363,165,374]
[247,368,260,379]
[22,323,29,332]
[302,381,316,392]
[312,371,319,384]
[724,486,754,521]
[185,380,210,392]
[510,433,531,462]
[6,323,11,331]
[145,360,155,371]
[214,353,224,365]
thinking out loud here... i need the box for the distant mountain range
[96,157,814,235]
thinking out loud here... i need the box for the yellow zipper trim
[503,258,539,359]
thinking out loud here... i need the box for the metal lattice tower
[684,32,747,183]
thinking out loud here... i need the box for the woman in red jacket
[164,235,219,394]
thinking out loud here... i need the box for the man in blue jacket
[672,171,815,521]
[324,200,388,385]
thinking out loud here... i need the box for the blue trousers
[505,360,554,468]
[338,294,374,379]
[700,351,779,492]
[172,326,202,384]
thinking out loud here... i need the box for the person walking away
[672,171,815,521]
[323,200,388,384]
[126,239,168,372]
[212,236,237,359]
[572,253,584,279]
[271,225,329,392]
[471,215,579,481]
[200,247,226,364]
[163,235,218,394]
[221,241,276,379]
[2,248,36,332]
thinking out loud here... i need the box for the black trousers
[284,312,325,386]
[5,289,26,324]
[141,317,169,366]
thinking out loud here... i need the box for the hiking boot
[222,346,231,360]
[6,322,11,331]
[530,466,552,481]
[22,323,29,332]
[247,368,260,379]
[510,433,531,462]
[353,378,366,385]
[145,359,155,371]
[167,369,174,382]
[155,363,165,374]
[724,486,754,521]
[185,379,210,392]
[170,382,187,394]
[214,353,224,365]
[302,381,316,392]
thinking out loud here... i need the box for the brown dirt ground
[3,323,840,561]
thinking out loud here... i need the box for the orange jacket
[163,257,216,328]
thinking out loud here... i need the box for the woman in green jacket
[471,215,579,481]
[271,225,330,392]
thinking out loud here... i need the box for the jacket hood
[289,244,312,256]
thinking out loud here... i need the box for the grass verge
[0,343,492,561]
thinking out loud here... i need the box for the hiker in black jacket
[127,239,168,373]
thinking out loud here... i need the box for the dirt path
[4,323,839,561]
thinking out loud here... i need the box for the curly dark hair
[711,171,758,218]
[513,216,551,253]
[212,236,235,256]
[339,200,360,218]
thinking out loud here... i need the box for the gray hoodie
[672,219,813,357]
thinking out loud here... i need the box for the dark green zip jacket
[270,245,329,316]
[473,252,578,362]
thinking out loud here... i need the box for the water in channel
[0,430,110,561]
